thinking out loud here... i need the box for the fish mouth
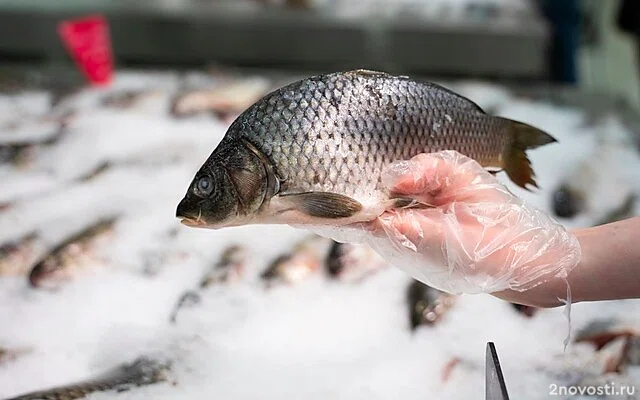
[176,197,209,228]
[179,217,207,227]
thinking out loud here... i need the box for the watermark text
[550,383,636,397]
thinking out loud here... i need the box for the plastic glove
[318,150,582,295]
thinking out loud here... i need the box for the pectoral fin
[389,197,435,209]
[280,192,363,219]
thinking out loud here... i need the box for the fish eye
[195,176,214,197]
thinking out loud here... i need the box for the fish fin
[280,192,363,219]
[349,69,389,78]
[389,197,435,209]
[499,118,557,191]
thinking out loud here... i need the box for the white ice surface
[0,71,639,400]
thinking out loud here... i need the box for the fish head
[176,139,269,229]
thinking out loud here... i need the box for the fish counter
[0,68,639,400]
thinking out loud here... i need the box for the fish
[171,77,271,121]
[324,240,387,283]
[406,279,456,330]
[0,112,74,146]
[101,90,162,110]
[573,319,640,374]
[3,356,169,400]
[575,319,638,351]
[28,218,117,289]
[175,69,556,231]
[169,291,201,324]
[0,112,73,168]
[261,235,328,285]
[0,233,41,276]
[199,245,246,288]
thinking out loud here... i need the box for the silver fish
[171,77,271,120]
[176,69,555,230]
[3,357,169,400]
[261,235,327,286]
[574,319,638,350]
[324,240,387,283]
[406,279,456,330]
[199,245,246,288]
[0,233,41,276]
[101,90,162,110]
[28,218,117,289]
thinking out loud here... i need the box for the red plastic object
[58,15,113,86]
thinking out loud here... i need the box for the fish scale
[177,69,555,229]
[229,70,508,201]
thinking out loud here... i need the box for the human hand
[360,150,581,295]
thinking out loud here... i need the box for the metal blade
[486,342,510,400]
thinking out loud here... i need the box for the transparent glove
[317,151,582,295]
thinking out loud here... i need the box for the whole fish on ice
[3,357,169,400]
[176,69,556,229]
[28,217,117,289]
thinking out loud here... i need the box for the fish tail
[499,118,557,190]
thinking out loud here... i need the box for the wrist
[491,227,586,308]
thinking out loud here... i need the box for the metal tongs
[486,342,510,400]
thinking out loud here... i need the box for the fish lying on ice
[574,319,640,374]
[175,69,556,231]
[0,111,74,168]
[28,217,117,289]
[199,245,246,288]
[261,235,329,286]
[0,233,41,276]
[575,319,638,351]
[101,90,164,111]
[171,77,271,121]
[406,279,456,330]
[3,356,169,400]
[324,240,387,283]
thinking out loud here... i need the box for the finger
[382,153,452,201]
[364,208,445,252]
[383,151,512,205]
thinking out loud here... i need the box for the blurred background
[0,0,637,96]
[1,1,640,400]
